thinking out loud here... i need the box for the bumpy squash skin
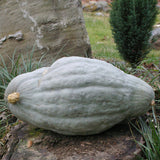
[5,57,155,135]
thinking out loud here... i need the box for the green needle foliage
[110,0,158,68]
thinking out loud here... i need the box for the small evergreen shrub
[110,0,158,67]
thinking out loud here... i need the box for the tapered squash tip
[7,92,20,104]
[151,100,155,106]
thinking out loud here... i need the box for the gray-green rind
[5,57,155,135]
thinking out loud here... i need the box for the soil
[1,121,142,160]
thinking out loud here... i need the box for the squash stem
[7,92,20,104]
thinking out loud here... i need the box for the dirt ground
[1,121,142,160]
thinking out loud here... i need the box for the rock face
[150,27,160,50]
[82,1,109,12]
[0,0,91,66]
[1,122,142,160]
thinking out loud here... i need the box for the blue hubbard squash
[5,57,155,135]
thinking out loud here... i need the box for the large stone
[150,27,160,50]
[82,1,109,12]
[0,0,91,66]
[1,122,142,160]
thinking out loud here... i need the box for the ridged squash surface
[5,57,155,135]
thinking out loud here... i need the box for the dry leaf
[27,140,33,148]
